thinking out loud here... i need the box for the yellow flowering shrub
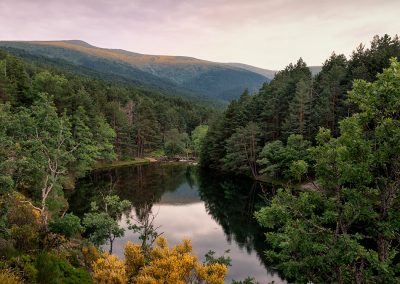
[83,245,101,268]
[195,263,228,284]
[92,236,228,284]
[125,237,227,284]
[92,253,126,284]
[124,242,145,279]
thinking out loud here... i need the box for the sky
[0,0,399,70]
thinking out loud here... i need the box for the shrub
[49,213,84,239]
[36,252,92,284]
[0,269,23,284]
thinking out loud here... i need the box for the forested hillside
[1,33,400,283]
[201,34,400,178]
[0,40,269,103]
[0,49,230,283]
[0,49,216,160]
[202,34,400,283]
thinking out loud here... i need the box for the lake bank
[93,157,199,170]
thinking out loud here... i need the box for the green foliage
[83,195,131,253]
[0,48,214,162]
[289,160,308,182]
[223,122,261,177]
[201,34,400,180]
[312,53,348,136]
[1,34,400,284]
[0,104,14,193]
[83,212,123,249]
[3,194,40,252]
[164,128,188,157]
[0,40,267,103]
[231,277,259,284]
[204,250,232,267]
[49,213,84,239]
[349,34,400,82]
[256,58,400,283]
[36,252,64,284]
[56,259,93,284]
[258,134,311,180]
[191,124,208,156]
[36,252,92,284]
[0,44,217,284]
[282,78,313,138]
[8,255,38,283]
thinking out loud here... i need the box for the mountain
[227,63,322,79]
[0,40,269,103]
[226,63,277,79]
[308,66,322,75]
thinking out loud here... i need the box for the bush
[9,255,38,283]
[290,160,309,182]
[258,134,311,180]
[49,213,84,239]
[9,225,39,251]
[36,252,92,284]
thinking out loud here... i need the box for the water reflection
[70,163,285,283]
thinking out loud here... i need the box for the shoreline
[93,157,198,171]
[93,158,152,170]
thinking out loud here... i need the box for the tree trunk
[377,234,389,262]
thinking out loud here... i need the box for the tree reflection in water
[70,163,284,281]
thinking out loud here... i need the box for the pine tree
[312,53,348,136]
[223,122,261,177]
[283,79,312,138]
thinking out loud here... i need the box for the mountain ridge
[227,62,322,79]
[0,40,270,102]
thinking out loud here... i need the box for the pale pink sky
[0,0,399,69]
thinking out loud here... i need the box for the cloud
[0,0,399,69]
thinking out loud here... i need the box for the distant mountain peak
[0,40,270,102]
[59,40,94,48]
[226,63,277,79]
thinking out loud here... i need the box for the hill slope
[0,40,269,102]
[227,62,322,79]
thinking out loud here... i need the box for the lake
[70,163,285,283]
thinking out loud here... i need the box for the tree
[257,134,311,181]
[346,58,400,264]
[49,213,83,239]
[260,58,312,141]
[283,78,313,139]
[223,122,261,177]
[71,106,109,176]
[12,94,76,225]
[256,58,400,283]
[0,103,14,193]
[6,93,115,225]
[349,34,400,82]
[83,195,131,253]
[200,114,226,169]
[312,53,348,136]
[191,125,208,156]
[164,128,188,157]
[134,99,162,158]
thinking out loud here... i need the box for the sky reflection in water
[71,164,285,283]
[103,167,285,283]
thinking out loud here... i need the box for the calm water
[70,163,285,283]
